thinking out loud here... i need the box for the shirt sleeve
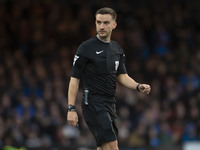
[70,43,89,79]
[117,54,127,75]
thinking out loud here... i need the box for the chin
[98,34,107,38]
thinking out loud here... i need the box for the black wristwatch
[136,83,141,92]
[67,105,76,112]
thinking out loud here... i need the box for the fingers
[67,111,78,127]
[68,119,78,127]
[68,120,78,126]
[140,84,151,94]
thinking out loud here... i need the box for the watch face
[68,105,75,110]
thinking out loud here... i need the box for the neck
[96,34,110,43]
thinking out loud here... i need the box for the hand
[138,84,151,94]
[67,111,78,127]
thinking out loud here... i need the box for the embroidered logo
[96,50,104,54]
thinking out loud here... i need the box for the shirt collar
[96,35,110,43]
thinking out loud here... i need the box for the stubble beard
[97,31,111,41]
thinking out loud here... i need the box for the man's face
[95,14,117,40]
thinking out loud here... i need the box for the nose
[100,23,104,29]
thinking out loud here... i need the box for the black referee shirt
[71,36,127,98]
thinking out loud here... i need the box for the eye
[97,21,101,25]
[104,21,110,25]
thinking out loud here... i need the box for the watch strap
[67,105,76,111]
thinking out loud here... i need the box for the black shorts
[82,95,118,147]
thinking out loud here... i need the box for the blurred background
[0,0,200,150]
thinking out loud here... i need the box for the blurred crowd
[0,0,200,149]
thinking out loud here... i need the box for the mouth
[98,30,106,34]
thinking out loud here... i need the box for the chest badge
[96,50,104,54]
[115,61,119,71]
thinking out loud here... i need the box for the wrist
[136,83,141,92]
[67,104,76,112]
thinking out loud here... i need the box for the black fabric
[71,36,127,98]
[82,95,118,146]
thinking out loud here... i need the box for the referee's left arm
[117,74,151,94]
[117,74,139,90]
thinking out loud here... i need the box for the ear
[112,21,117,29]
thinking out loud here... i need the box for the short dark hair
[95,7,117,21]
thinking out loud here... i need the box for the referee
[67,7,151,150]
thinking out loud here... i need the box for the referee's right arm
[67,43,88,127]
[67,77,80,127]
